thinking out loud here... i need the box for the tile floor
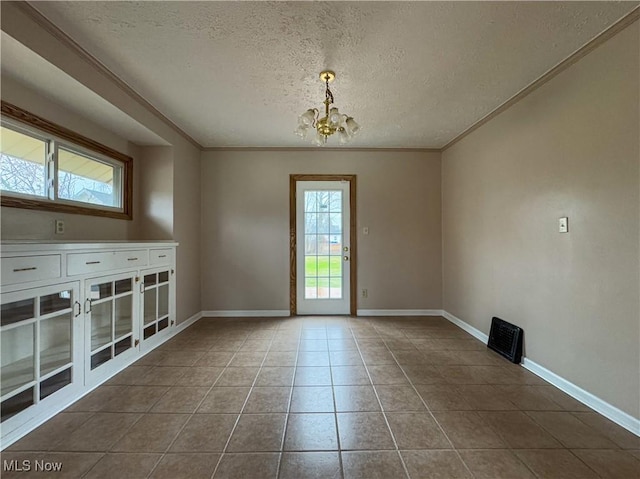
[3,316,639,478]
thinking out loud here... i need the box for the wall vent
[487,317,523,364]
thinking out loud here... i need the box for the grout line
[348,320,412,479]
[327,325,346,479]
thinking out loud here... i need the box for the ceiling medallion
[295,70,360,146]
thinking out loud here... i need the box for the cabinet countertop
[1,240,179,254]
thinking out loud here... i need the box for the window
[0,102,132,219]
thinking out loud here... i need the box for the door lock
[344,256,349,261]
[343,246,349,252]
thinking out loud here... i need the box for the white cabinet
[1,282,82,429]
[0,241,177,445]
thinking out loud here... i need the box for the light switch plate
[363,227,369,235]
[558,217,568,233]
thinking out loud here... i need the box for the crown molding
[442,6,640,151]
[202,147,442,153]
[15,1,201,149]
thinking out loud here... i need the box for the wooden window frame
[1,101,133,220]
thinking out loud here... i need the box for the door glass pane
[90,282,112,300]
[329,234,342,255]
[144,325,156,340]
[318,235,330,255]
[144,274,157,288]
[304,235,317,255]
[114,337,131,356]
[305,212,317,234]
[317,213,330,233]
[0,126,47,197]
[91,301,112,351]
[40,313,72,376]
[158,285,169,318]
[40,290,72,315]
[158,317,169,332]
[114,295,132,338]
[91,347,111,370]
[317,191,330,211]
[329,191,342,212]
[329,256,342,276]
[1,387,34,423]
[115,278,132,295]
[317,256,330,277]
[159,271,169,283]
[329,213,342,234]
[305,278,317,299]
[57,147,118,207]
[330,277,343,299]
[40,368,71,400]
[317,278,330,299]
[305,256,317,277]
[304,191,317,212]
[144,289,157,324]
[1,298,35,327]
[1,323,35,396]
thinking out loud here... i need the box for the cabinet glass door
[1,283,80,423]
[86,274,136,371]
[141,269,172,342]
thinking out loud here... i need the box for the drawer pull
[86,261,101,265]
[158,255,167,258]
[127,257,139,261]
[12,266,37,272]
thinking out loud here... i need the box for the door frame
[290,174,357,316]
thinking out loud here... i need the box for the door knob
[344,256,349,261]
[343,246,349,252]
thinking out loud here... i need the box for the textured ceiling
[18,2,640,148]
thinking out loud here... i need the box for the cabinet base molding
[202,310,291,317]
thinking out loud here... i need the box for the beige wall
[1,76,139,241]
[442,22,639,417]
[200,150,442,312]
[134,146,174,240]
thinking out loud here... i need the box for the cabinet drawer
[1,255,61,286]
[67,252,119,275]
[149,248,173,265]
[114,250,148,269]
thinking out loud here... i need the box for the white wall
[442,22,639,417]
[200,150,442,313]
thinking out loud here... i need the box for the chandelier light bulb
[296,71,358,146]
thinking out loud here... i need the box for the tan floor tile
[328,339,358,351]
[138,366,188,386]
[209,340,245,352]
[284,413,339,451]
[51,413,140,451]
[84,452,161,479]
[376,385,426,412]
[150,453,220,479]
[401,450,471,478]
[154,350,206,366]
[0,452,103,479]
[295,367,332,386]
[111,413,189,452]
[228,351,267,367]
[537,386,592,412]
[360,350,397,365]
[99,385,169,412]
[334,385,380,412]
[493,385,564,410]
[367,364,410,385]
[65,386,124,412]
[215,453,279,478]
[459,449,536,478]
[415,384,473,411]
[170,414,237,452]
[197,387,250,413]
[297,351,331,367]
[456,385,519,411]
[290,386,335,412]
[226,414,287,452]
[433,411,505,448]
[174,367,223,386]
[527,411,619,448]
[8,412,93,451]
[299,339,329,351]
[572,449,640,479]
[341,451,406,479]
[329,350,363,366]
[244,387,291,413]
[194,351,235,367]
[439,366,491,385]
[240,339,271,351]
[106,365,154,385]
[514,449,599,478]
[332,366,371,386]
[386,412,451,449]
[337,412,395,450]
[255,367,295,386]
[151,387,209,413]
[269,340,299,352]
[280,452,341,479]
[572,412,640,449]
[263,351,297,366]
[215,367,259,386]
[479,411,562,448]
[402,365,447,385]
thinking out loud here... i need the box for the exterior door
[296,180,350,314]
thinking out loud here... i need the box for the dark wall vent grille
[487,317,523,364]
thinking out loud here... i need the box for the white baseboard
[175,310,203,332]
[522,358,640,437]
[202,310,291,317]
[442,309,640,438]
[357,309,444,316]
[441,310,489,343]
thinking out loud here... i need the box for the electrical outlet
[55,219,65,235]
[362,289,368,298]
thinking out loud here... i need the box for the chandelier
[295,70,360,146]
